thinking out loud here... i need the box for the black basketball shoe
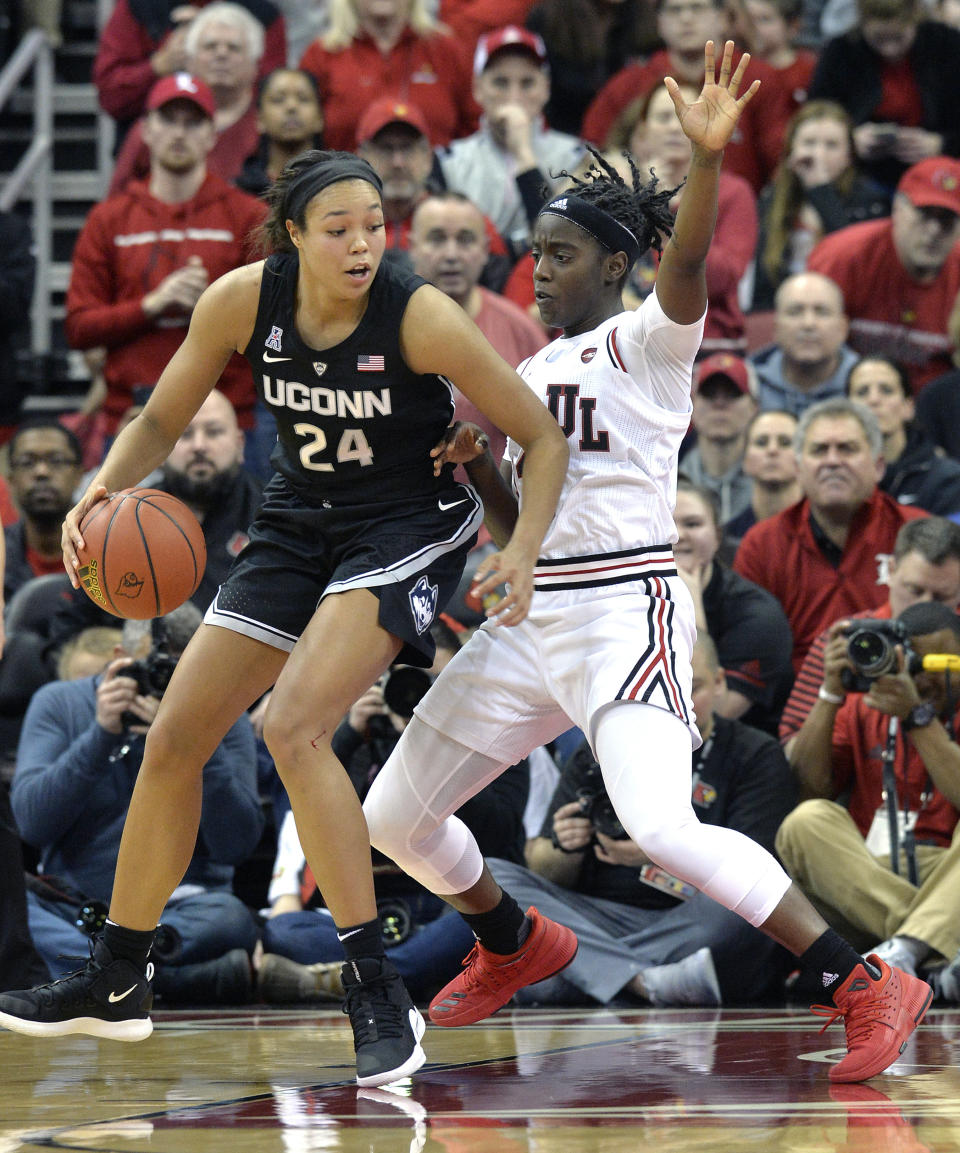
[0,938,154,1041]
[341,957,426,1087]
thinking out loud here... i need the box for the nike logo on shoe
[108,985,138,1003]
[438,498,467,511]
[263,353,292,363]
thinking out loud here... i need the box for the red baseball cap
[693,353,756,397]
[473,26,548,76]
[356,98,430,146]
[146,72,216,119]
[897,157,960,215]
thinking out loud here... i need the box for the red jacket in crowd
[93,0,286,124]
[299,26,478,151]
[807,216,960,393]
[581,48,793,193]
[65,172,266,434]
[734,490,927,673]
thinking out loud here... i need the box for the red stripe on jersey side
[654,582,686,717]
[624,581,686,718]
[606,327,628,372]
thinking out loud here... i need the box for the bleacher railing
[0,29,53,355]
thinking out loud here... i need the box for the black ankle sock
[799,929,879,997]
[102,921,156,969]
[461,891,529,956]
[335,917,385,963]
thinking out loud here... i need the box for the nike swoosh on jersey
[108,984,139,1003]
[263,352,292,363]
[438,498,468,511]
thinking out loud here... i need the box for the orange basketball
[76,487,207,619]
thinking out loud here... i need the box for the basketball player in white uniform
[364,42,933,1083]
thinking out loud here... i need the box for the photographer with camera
[478,633,798,1008]
[257,617,532,1005]
[780,516,960,749]
[779,600,960,985]
[10,602,263,1005]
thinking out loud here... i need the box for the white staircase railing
[0,28,54,356]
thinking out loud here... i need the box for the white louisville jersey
[505,288,704,587]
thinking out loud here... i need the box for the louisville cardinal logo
[116,571,145,600]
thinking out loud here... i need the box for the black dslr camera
[366,666,435,757]
[842,618,921,693]
[381,666,433,719]
[122,619,178,726]
[570,747,628,840]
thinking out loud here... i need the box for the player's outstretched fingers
[718,39,733,88]
[727,45,747,98]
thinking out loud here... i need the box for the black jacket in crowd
[881,422,960,519]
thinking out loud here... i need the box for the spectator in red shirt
[734,0,817,113]
[779,514,960,749]
[806,156,960,392]
[65,74,267,440]
[299,0,477,152]
[777,600,960,983]
[581,3,794,191]
[108,3,264,194]
[734,395,926,672]
[93,0,286,138]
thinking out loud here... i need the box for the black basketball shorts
[205,475,482,666]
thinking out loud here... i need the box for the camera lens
[848,630,893,677]
[382,666,433,718]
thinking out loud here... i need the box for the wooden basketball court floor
[3,1005,960,1153]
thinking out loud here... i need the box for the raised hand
[664,40,760,157]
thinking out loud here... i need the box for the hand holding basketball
[68,487,207,619]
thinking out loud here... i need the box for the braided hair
[555,145,680,259]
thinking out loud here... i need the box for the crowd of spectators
[5,0,960,1012]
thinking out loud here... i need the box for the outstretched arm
[656,40,760,325]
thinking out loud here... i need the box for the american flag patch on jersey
[357,354,385,372]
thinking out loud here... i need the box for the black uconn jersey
[246,254,456,502]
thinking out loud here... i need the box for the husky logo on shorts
[265,325,283,352]
[409,575,438,634]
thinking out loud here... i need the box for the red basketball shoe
[429,907,577,1027]
[811,954,933,1082]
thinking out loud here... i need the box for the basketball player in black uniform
[0,151,568,1088]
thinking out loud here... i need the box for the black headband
[538,194,641,265]
[285,156,384,221]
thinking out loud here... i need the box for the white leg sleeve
[363,716,510,896]
[594,703,791,928]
